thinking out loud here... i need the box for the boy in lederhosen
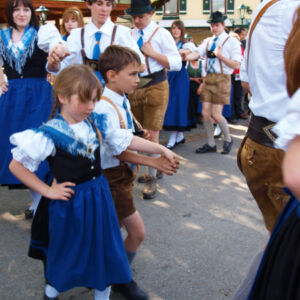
[126,0,182,199]
[186,11,242,155]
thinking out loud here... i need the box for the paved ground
[0,120,268,300]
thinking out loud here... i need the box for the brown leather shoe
[137,171,163,183]
[143,177,157,200]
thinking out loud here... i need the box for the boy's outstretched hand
[162,147,180,167]
[46,178,76,201]
[153,155,179,175]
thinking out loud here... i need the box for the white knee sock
[94,287,111,300]
[29,189,42,215]
[167,131,177,148]
[176,132,184,142]
[45,284,59,298]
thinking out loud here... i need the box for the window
[164,0,179,17]
[155,0,186,17]
[212,0,225,13]
[203,0,235,14]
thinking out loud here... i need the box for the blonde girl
[9,64,132,300]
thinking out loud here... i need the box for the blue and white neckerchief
[0,25,37,74]
[176,40,183,51]
[34,113,108,161]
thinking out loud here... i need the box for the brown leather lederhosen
[201,35,232,104]
[81,25,118,72]
[100,96,139,221]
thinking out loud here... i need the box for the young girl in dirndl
[9,64,132,300]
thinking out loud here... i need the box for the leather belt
[247,114,277,148]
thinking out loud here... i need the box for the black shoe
[112,280,149,300]
[195,144,217,154]
[176,138,185,145]
[25,208,34,219]
[166,142,176,149]
[137,171,163,183]
[43,294,58,300]
[221,140,233,154]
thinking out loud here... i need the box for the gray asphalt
[0,120,268,300]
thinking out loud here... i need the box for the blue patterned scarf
[0,25,37,74]
[34,113,108,161]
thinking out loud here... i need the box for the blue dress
[247,190,300,300]
[12,114,132,292]
[0,26,53,185]
[163,41,191,131]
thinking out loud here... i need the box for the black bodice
[4,41,48,79]
[47,147,102,184]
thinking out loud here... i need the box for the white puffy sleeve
[183,42,197,52]
[10,130,55,172]
[38,24,65,53]
[274,89,300,151]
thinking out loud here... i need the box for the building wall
[152,0,262,44]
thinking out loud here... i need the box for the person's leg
[176,131,185,143]
[166,131,178,149]
[113,215,148,300]
[94,287,111,300]
[201,102,215,147]
[195,102,217,153]
[121,211,146,255]
[239,137,289,232]
[44,284,59,299]
[211,104,231,143]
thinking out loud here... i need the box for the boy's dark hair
[86,0,115,6]
[5,0,39,29]
[98,45,141,83]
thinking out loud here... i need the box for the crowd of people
[0,0,300,299]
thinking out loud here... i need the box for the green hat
[207,11,227,24]
[125,0,154,16]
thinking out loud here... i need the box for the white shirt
[48,18,145,74]
[94,87,134,169]
[240,0,300,122]
[131,21,182,76]
[274,88,300,151]
[196,31,242,75]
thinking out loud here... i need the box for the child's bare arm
[9,159,75,201]
[117,150,179,175]
[127,136,179,166]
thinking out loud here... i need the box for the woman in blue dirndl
[163,20,197,149]
[9,65,131,300]
[0,0,62,216]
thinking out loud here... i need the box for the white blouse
[274,88,300,151]
[10,117,133,172]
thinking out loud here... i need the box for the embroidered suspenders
[205,36,230,74]
[246,0,279,70]
[80,25,118,71]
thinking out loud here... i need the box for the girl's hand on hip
[46,178,76,201]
